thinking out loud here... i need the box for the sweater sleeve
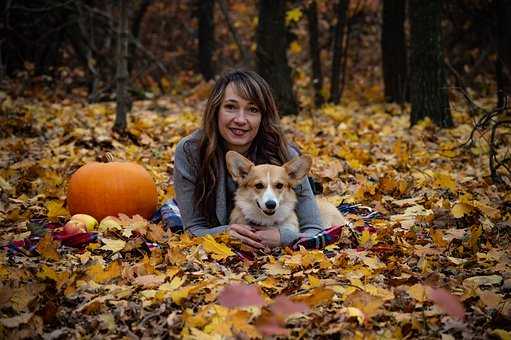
[173,138,229,236]
[278,149,323,246]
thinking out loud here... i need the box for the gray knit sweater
[173,130,323,245]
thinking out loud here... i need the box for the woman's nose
[233,110,248,123]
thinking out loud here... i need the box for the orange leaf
[36,234,60,261]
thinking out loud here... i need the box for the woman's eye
[255,183,265,190]
[225,104,235,110]
[249,107,259,113]
[275,183,284,189]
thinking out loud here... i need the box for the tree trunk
[129,0,153,74]
[218,0,252,67]
[409,0,453,127]
[306,0,324,107]
[198,0,215,80]
[330,0,349,104]
[256,0,298,116]
[381,0,408,103]
[114,0,130,133]
[496,0,511,109]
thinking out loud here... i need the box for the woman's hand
[228,224,267,250]
[254,228,281,248]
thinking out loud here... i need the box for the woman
[173,70,323,249]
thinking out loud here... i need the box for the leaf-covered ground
[0,92,510,339]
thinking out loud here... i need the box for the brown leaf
[147,223,165,242]
[133,274,165,289]
[0,312,34,328]
[36,234,60,261]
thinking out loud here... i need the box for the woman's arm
[280,148,323,245]
[173,138,229,236]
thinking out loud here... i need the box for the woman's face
[218,83,262,154]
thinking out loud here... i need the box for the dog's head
[226,151,312,217]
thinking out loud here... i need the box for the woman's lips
[229,128,249,136]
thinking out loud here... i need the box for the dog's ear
[226,151,254,183]
[284,155,312,185]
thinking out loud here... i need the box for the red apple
[63,220,87,235]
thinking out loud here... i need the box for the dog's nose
[265,200,276,210]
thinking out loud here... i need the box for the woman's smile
[229,127,249,136]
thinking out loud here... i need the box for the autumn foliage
[0,93,509,338]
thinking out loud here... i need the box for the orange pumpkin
[67,161,158,221]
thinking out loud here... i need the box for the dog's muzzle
[257,200,276,216]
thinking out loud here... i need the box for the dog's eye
[255,183,265,190]
[275,183,284,189]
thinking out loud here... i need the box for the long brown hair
[194,69,291,225]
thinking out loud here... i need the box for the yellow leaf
[358,229,377,249]
[361,256,385,270]
[345,290,383,319]
[308,275,321,288]
[100,238,126,253]
[434,173,457,192]
[231,310,260,338]
[289,41,302,54]
[37,265,69,288]
[293,288,334,307]
[343,307,365,325]
[159,275,186,291]
[46,200,68,219]
[393,139,409,166]
[171,281,209,305]
[452,203,471,218]
[201,235,235,260]
[0,176,13,191]
[286,8,302,24]
[408,283,427,303]
[489,329,511,340]
[468,224,482,251]
[86,261,121,283]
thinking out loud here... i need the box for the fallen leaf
[201,235,235,260]
[46,200,68,219]
[36,234,60,261]
[463,275,503,288]
[426,286,464,320]
[269,295,309,317]
[0,312,34,328]
[217,283,265,308]
[133,274,165,289]
[408,283,427,302]
[100,238,126,253]
[478,290,502,309]
[86,261,121,283]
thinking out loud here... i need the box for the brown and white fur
[226,151,347,234]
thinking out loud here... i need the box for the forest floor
[0,89,510,339]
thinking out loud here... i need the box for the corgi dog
[225,151,347,234]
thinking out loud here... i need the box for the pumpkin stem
[97,152,115,163]
[105,152,115,162]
